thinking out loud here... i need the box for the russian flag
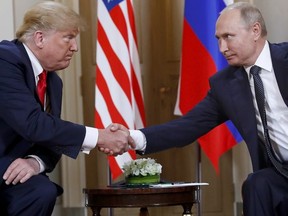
[174,0,243,172]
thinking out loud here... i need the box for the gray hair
[221,2,267,37]
[16,1,86,42]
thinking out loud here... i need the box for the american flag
[95,0,146,179]
[174,0,242,172]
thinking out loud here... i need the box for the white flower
[122,158,162,177]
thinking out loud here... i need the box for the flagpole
[196,142,202,216]
[108,167,113,216]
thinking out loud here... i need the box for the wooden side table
[83,185,200,216]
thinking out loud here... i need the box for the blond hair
[16,1,85,42]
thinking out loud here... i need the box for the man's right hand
[97,123,134,156]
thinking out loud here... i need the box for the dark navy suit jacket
[141,42,288,172]
[0,40,86,182]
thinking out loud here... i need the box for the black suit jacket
[0,40,86,180]
[141,42,288,172]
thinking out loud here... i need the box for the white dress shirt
[246,41,288,162]
[24,44,98,172]
[129,130,147,151]
[132,41,288,162]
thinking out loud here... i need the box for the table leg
[91,207,102,216]
[182,204,193,216]
[139,207,149,216]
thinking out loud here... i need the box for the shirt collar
[254,40,272,72]
[245,41,272,74]
[23,43,43,78]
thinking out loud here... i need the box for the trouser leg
[0,174,61,216]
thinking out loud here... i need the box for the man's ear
[252,22,261,41]
[33,31,44,48]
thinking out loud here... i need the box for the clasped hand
[97,123,135,156]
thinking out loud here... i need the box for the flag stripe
[96,43,134,127]
[96,0,146,179]
[108,156,123,179]
[121,0,146,126]
[185,1,227,69]
[113,149,135,170]
[96,67,129,127]
[98,0,131,73]
[175,0,242,172]
[126,0,138,45]
[199,124,236,172]
[97,21,132,104]
[132,72,146,125]
[178,19,216,113]
[110,5,129,49]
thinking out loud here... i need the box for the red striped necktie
[37,70,47,106]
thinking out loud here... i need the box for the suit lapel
[228,67,258,142]
[46,72,62,117]
[16,40,62,116]
[15,40,37,95]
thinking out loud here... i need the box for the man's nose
[71,38,78,52]
[218,39,228,54]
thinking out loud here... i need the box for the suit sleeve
[141,88,228,154]
[0,44,86,159]
[26,145,61,172]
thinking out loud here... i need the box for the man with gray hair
[0,2,132,215]
[108,2,288,215]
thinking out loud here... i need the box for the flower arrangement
[123,158,162,177]
[122,158,162,185]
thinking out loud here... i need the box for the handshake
[97,123,137,156]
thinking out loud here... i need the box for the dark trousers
[242,167,288,216]
[0,174,62,216]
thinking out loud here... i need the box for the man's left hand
[3,158,40,185]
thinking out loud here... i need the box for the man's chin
[226,59,240,67]
[57,61,71,70]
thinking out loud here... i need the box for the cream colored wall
[255,0,288,42]
[0,0,39,40]
[0,0,14,40]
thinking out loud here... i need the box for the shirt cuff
[81,126,98,154]
[26,155,46,173]
[129,130,147,151]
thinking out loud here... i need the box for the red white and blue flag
[95,0,146,179]
[174,0,242,172]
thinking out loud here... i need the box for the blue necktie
[250,65,288,178]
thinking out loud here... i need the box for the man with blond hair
[0,2,132,215]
